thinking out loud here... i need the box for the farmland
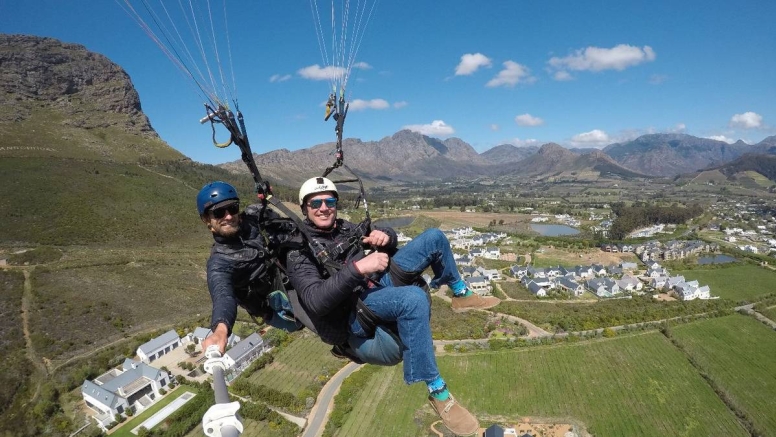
[330,332,747,436]
[674,263,776,302]
[672,315,776,436]
[247,334,347,399]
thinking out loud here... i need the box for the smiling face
[304,192,338,229]
[202,202,241,238]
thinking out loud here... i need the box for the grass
[248,335,346,399]
[499,281,537,300]
[27,248,210,360]
[334,332,747,436]
[674,263,776,303]
[0,270,30,420]
[672,315,776,436]
[111,384,201,437]
[495,296,731,332]
[430,296,493,340]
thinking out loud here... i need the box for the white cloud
[730,112,763,129]
[402,120,455,137]
[707,135,735,144]
[269,74,291,83]
[570,129,611,147]
[548,44,656,75]
[509,138,541,147]
[553,70,573,81]
[515,113,544,127]
[670,123,686,133]
[455,53,492,76]
[352,61,372,70]
[349,99,390,111]
[298,64,347,81]
[393,101,408,109]
[486,61,535,88]
[490,124,500,131]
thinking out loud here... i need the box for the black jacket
[285,218,397,345]
[206,204,300,335]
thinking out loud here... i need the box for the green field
[248,335,347,399]
[111,385,201,437]
[674,264,776,302]
[333,332,746,436]
[672,315,776,436]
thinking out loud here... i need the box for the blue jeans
[390,228,463,289]
[348,228,462,385]
[349,284,436,384]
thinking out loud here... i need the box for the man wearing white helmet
[285,176,499,436]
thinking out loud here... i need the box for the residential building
[224,333,266,378]
[136,330,181,364]
[82,359,170,431]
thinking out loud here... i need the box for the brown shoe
[428,394,480,436]
[452,293,500,312]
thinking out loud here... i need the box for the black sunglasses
[210,203,239,219]
[308,197,337,209]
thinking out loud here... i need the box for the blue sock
[451,280,472,297]
[427,376,449,401]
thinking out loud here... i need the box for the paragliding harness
[201,101,417,363]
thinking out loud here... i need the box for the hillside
[0,34,260,246]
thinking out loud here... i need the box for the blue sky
[2,1,775,164]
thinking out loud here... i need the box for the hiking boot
[451,292,500,312]
[428,394,479,436]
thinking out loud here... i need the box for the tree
[185,343,196,356]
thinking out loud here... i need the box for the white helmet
[299,177,339,205]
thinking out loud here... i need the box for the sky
[2,1,775,165]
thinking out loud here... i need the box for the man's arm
[204,255,239,354]
[286,250,368,315]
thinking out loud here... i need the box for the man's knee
[402,286,430,313]
[348,326,403,366]
[421,228,446,244]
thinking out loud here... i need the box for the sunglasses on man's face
[308,197,337,209]
[210,203,239,219]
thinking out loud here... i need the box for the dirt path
[20,268,49,376]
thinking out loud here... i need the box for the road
[302,362,362,437]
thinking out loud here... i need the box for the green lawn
[333,332,746,436]
[673,314,776,436]
[111,385,201,437]
[674,264,776,303]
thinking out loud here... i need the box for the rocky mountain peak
[0,34,154,136]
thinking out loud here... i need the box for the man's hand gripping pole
[202,345,243,437]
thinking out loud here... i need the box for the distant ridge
[604,133,751,177]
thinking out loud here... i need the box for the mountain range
[3,33,776,200]
[222,128,776,185]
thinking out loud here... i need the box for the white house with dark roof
[526,281,547,297]
[224,333,266,378]
[137,330,181,364]
[82,359,170,430]
[477,267,501,281]
[557,277,585,296]
[464,277,492,295]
